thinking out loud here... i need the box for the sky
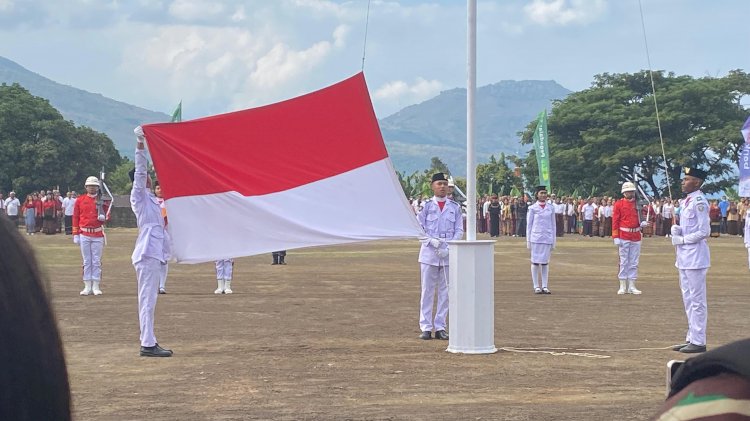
[0,0,747,120]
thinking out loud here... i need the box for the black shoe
[679,343,706,354]
[271,262,278,265]
[435,330,449,340]
[158,288,166,294]
[140,344,173,357]
[419,331,432,340]
[542,288,551,294]
[671,343,689,351]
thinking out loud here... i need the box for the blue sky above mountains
[0,0,744,119]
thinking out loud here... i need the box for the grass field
[25,228,750,420]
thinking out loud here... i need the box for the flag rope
[361,0,372,72]
[638,0,673,200]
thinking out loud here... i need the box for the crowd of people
[1,190,78,235]
[410,192,750,239]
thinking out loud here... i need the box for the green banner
[171,101,182,122]
[532,110,550,190]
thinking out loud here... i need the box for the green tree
[476,153,522,196]
[520,70,750,198]
[0,83,122,196]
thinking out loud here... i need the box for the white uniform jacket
[130,148,171,265]
[527,201,556,246]
[417,197,464,266]
[675,190,710,269]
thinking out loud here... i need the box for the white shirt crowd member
[131,126,173,357]
[670,167,710,354]
[526,186,556,294]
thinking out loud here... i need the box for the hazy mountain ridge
[0,56,170,160]
[0,56,571,174]
[381,80,571,175]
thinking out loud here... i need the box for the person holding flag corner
[131,125,173,357]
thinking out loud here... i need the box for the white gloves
[640,221,649,228]
[134,126,145,143]
[671,235,684,246]
[428,238,441,248]
[671,225,682,236]
[98,214,105,222]
[526,241,530,250]
[745,243,750,249]
[613,238,622,246]
[73,235,80,244]
[437,248,449,259]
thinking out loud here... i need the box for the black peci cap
[431,172,449,183]
[683,167,707,181]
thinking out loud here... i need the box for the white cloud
[230,5,246,22]
[374,77,443,103]
[249,40,332,89]
[0,0,14,12]
[168,0,225,21]
[523,0,606,26]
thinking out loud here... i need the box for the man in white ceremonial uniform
[417,172,463,340]
[744,207,750,269]
[131,126,172,357]
[527,186,556,294]
[671,167,710,354]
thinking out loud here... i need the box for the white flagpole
[446,0,496,355]
[466,0,477,241]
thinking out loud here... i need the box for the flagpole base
[445,240,497,354]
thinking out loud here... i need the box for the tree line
[0,83,133,198]
[400,70,750,199]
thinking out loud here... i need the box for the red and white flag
[142,73,424,263]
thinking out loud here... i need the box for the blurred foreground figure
[0,216,72,420]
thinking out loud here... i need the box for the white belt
[620,227,641,232]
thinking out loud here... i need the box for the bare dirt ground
[27,228,750,420]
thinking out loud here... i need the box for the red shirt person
[72,176,110,296]
[612,182,647,295]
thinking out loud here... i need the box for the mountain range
[0,56,570,174]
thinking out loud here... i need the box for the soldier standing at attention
[72,177,109,296]
[527,186,556,294]
[417,173,463,340]
[612,182,648,295]
[131,126,172,357]
[671,167,710,354]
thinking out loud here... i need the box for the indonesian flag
[142,73,424,263]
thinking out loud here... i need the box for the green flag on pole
[171,101,182,122]
[532,110,550,190]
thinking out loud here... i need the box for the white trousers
[617,240,641,280]
[80,235,104,281]
[215,259,234,280]
[419,263,448,332]
[159,263,169,289]
[134,257,165,347]
[678,268,708,346]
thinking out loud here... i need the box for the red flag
[142,73,423,263]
